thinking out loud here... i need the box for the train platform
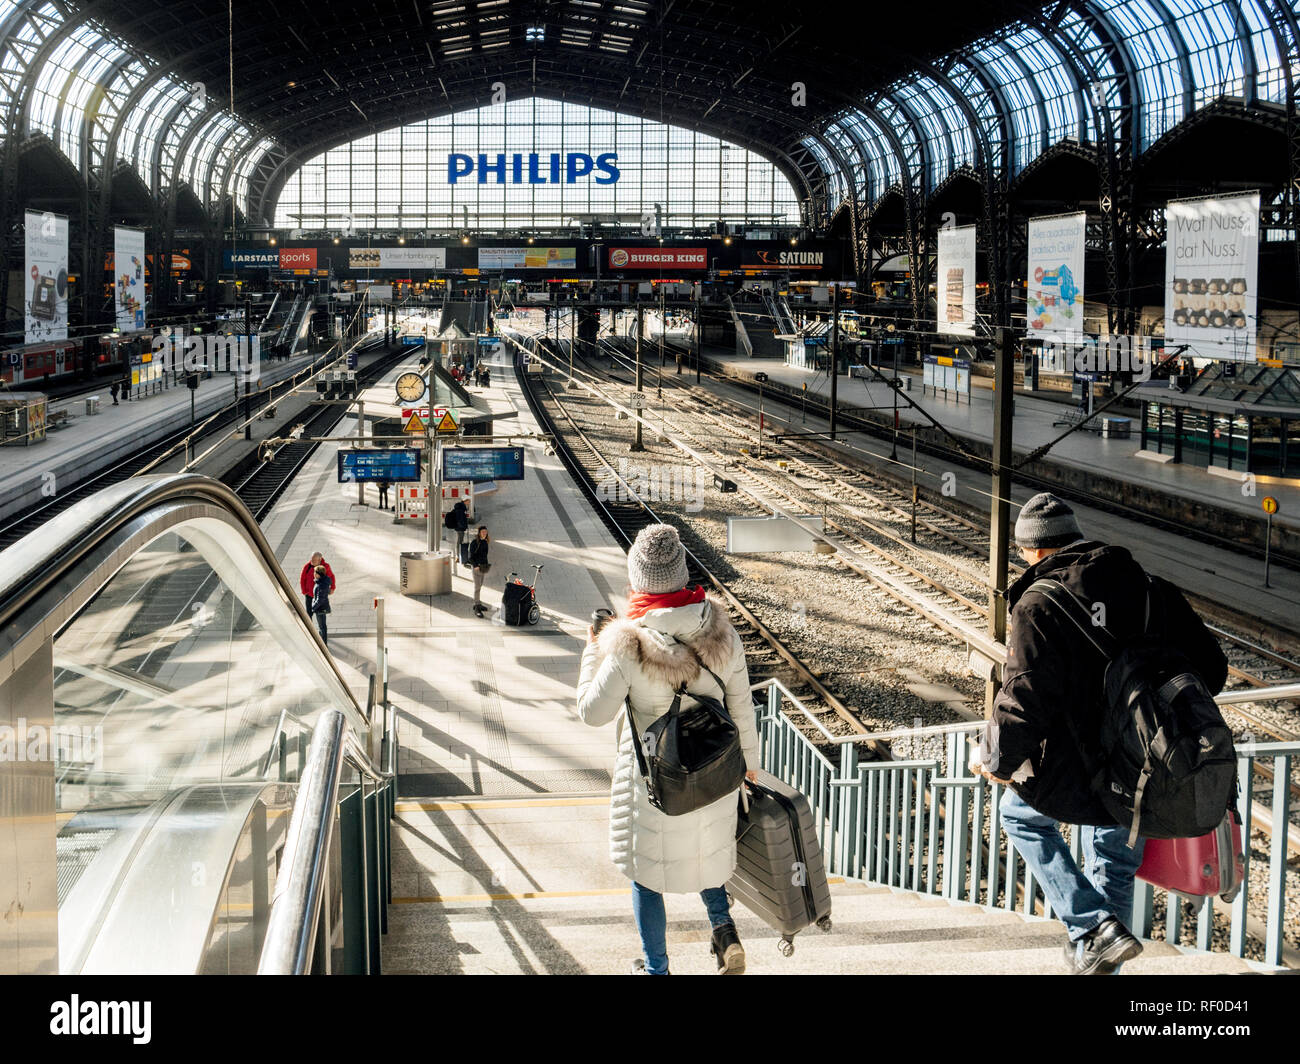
[255,349,1269,976]
[0,351,322,522]
[261,345,630,800]
[706,354,1300,526]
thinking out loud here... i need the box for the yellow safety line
[395,796,608,812]
[393,879,847,905]
[392,887,631,904]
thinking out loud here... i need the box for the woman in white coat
[577,524,760,974]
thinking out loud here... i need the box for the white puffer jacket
[577,595,759,894]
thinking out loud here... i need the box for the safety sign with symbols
[403,411,426,433]
[1262,496,1279,515]
[435,409,459,434]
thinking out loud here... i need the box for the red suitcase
[1137,814,1244,902]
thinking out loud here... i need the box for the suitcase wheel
[816,915,833,934]
[527,603,540,625]
[777,937,795,958]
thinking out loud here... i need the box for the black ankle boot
[709,923,746,974]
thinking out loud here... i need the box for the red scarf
[625,585,706,620]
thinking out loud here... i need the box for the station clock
[395,371,427,403]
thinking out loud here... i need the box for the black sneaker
[710,923,746,974]
[1063,918,1142,975]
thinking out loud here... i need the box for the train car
[0,331,154,388]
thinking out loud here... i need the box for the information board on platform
[441,447,525,482]
[338,448,422,482]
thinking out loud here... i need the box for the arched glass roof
[802,0,1297,210]
[0,0,272,213]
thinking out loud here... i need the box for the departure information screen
[442,447,525,482]
[338,448,422,482]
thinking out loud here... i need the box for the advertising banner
[349,246,446,270]
[478,247,576,270]
[608,247,707,270]
[278,247,317,270]
[24,209,69,343]
[1026,212,1086,339]
[1164,192,1259,361]
[224,248,280,269]
[740,247,828,271]
[113,226,147,332]
[936,225,976,337]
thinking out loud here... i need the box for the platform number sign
[629,391,645,410]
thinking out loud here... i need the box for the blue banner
[338,449,421,482]
[442,447,525,483]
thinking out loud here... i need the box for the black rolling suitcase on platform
[728,769,832,956]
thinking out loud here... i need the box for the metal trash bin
[85,396,100,415]
[1102,416,1131,439]
[400,550,453,596]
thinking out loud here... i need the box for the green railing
[755,678,1298,969]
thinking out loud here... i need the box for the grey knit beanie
[1015,492,1083,550]
[627,524,689,594]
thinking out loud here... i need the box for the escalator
[0,474,395,975]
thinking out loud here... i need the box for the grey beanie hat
[1015,492,1083,550]
[627,524,689,594]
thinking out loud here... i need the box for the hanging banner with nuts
[1164,192,1259,362]
[1026,212,1086,340]
[936,225,976,337]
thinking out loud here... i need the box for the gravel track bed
[542,385,985,740]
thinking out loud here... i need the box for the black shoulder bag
[625,648,747,817]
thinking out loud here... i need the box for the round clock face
[395,371,426,403]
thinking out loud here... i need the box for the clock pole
[426,360,438,553]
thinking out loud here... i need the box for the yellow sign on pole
[435,410,458,434]
[403,411,426,433]
[1262,496,1278,515]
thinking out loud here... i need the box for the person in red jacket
[299,552,336,617]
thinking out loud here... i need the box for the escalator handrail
[258,708,393,974]
[0,472,363,723]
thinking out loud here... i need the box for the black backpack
[443,510,456,530]
[1027,578,1236,845]
[626,650,746,817]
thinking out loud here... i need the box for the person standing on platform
[377,477,391,511]
[310,563,332,645]
[449,499,469,561]
[468,525,490,617]
[576,524,760,975]
[109,380,119,406]
[972,493,1227,975]
[300,551,335,617]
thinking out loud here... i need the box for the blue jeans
[631,882,733,975]
[1000,789,1145,942]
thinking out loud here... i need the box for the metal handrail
[257,709,395,975]
[752,676,1300,968]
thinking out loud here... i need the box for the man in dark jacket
[975,493,1227,975]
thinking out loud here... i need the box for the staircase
[380,796,1254,976]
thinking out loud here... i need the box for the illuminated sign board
[609,248,707,270]
[338,448,422,482]
[446,152,619,184]
[479,247,576,270]
[441,447,525,482]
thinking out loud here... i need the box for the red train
[0,333,152,388]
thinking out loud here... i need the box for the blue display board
[338,448,421,482]
[400,334,425,346]
[442,447,525,483]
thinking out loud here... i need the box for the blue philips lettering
[566,153,594,183]
[512,153,523,182]
[594,152,620,184]
[448,154,474,183]
[549,153,561,183]
[478,153,505,183]
[528,153,545,184]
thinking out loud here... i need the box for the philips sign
[447,152,619,185]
